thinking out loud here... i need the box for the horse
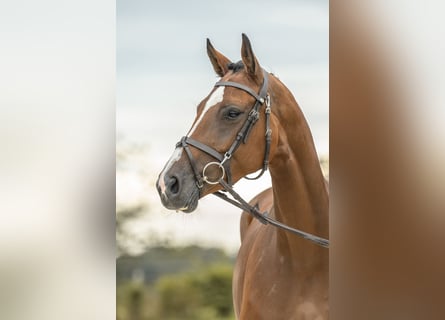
[156,34,329,320]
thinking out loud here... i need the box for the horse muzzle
[156,149,200,213]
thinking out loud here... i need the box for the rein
[214,180,330,248]
[178,69,330,249]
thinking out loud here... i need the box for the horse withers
[156,34,329,320]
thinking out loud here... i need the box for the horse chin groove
[179,188,200,213]
[180,205,196,214]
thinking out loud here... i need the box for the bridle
[177,69,271,188]
[176,69,329,248]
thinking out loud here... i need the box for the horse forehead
[188,86,225,136]
[205,86,225,108]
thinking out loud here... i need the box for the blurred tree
[117,246,236,320]
[116,205,145,256]
[156,264,234,320]
[128,283,142,320]
[199,265,233,317]
[116,138,155,257]
[117,245,234,284]
[157,273,201,319]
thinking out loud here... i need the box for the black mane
[227,61,244,73]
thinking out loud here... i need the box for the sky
[117,0,328,254]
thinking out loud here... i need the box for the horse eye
[225,108,243,120]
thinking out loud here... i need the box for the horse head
[156,34,278,213]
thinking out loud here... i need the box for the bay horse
[156,34,329,320]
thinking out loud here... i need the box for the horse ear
[207,38,232,77]
[241,33,263,83]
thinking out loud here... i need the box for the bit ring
[202,162,225,185]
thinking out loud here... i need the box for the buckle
[265,94,271,108]
[221,152,231,165]
[248,109,259,121]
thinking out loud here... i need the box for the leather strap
[215,179,330,248]
[178,137,204,188]
[178,69,271,189]
[182,136,233,186]
[215,81,264,103]
[185,137,224,162]
[172,69,330,248]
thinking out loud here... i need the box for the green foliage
[156,264,234,320]
[117,245,235,284]
[117,245,236,320]
[156,273,202,319]
[199,265,234,317]
[117,282,156,320]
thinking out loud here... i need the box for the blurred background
[116,0,328,319]
[2,0,445,319]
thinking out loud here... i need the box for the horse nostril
[169,176,180,195]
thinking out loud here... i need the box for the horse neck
[268,79,329,262]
